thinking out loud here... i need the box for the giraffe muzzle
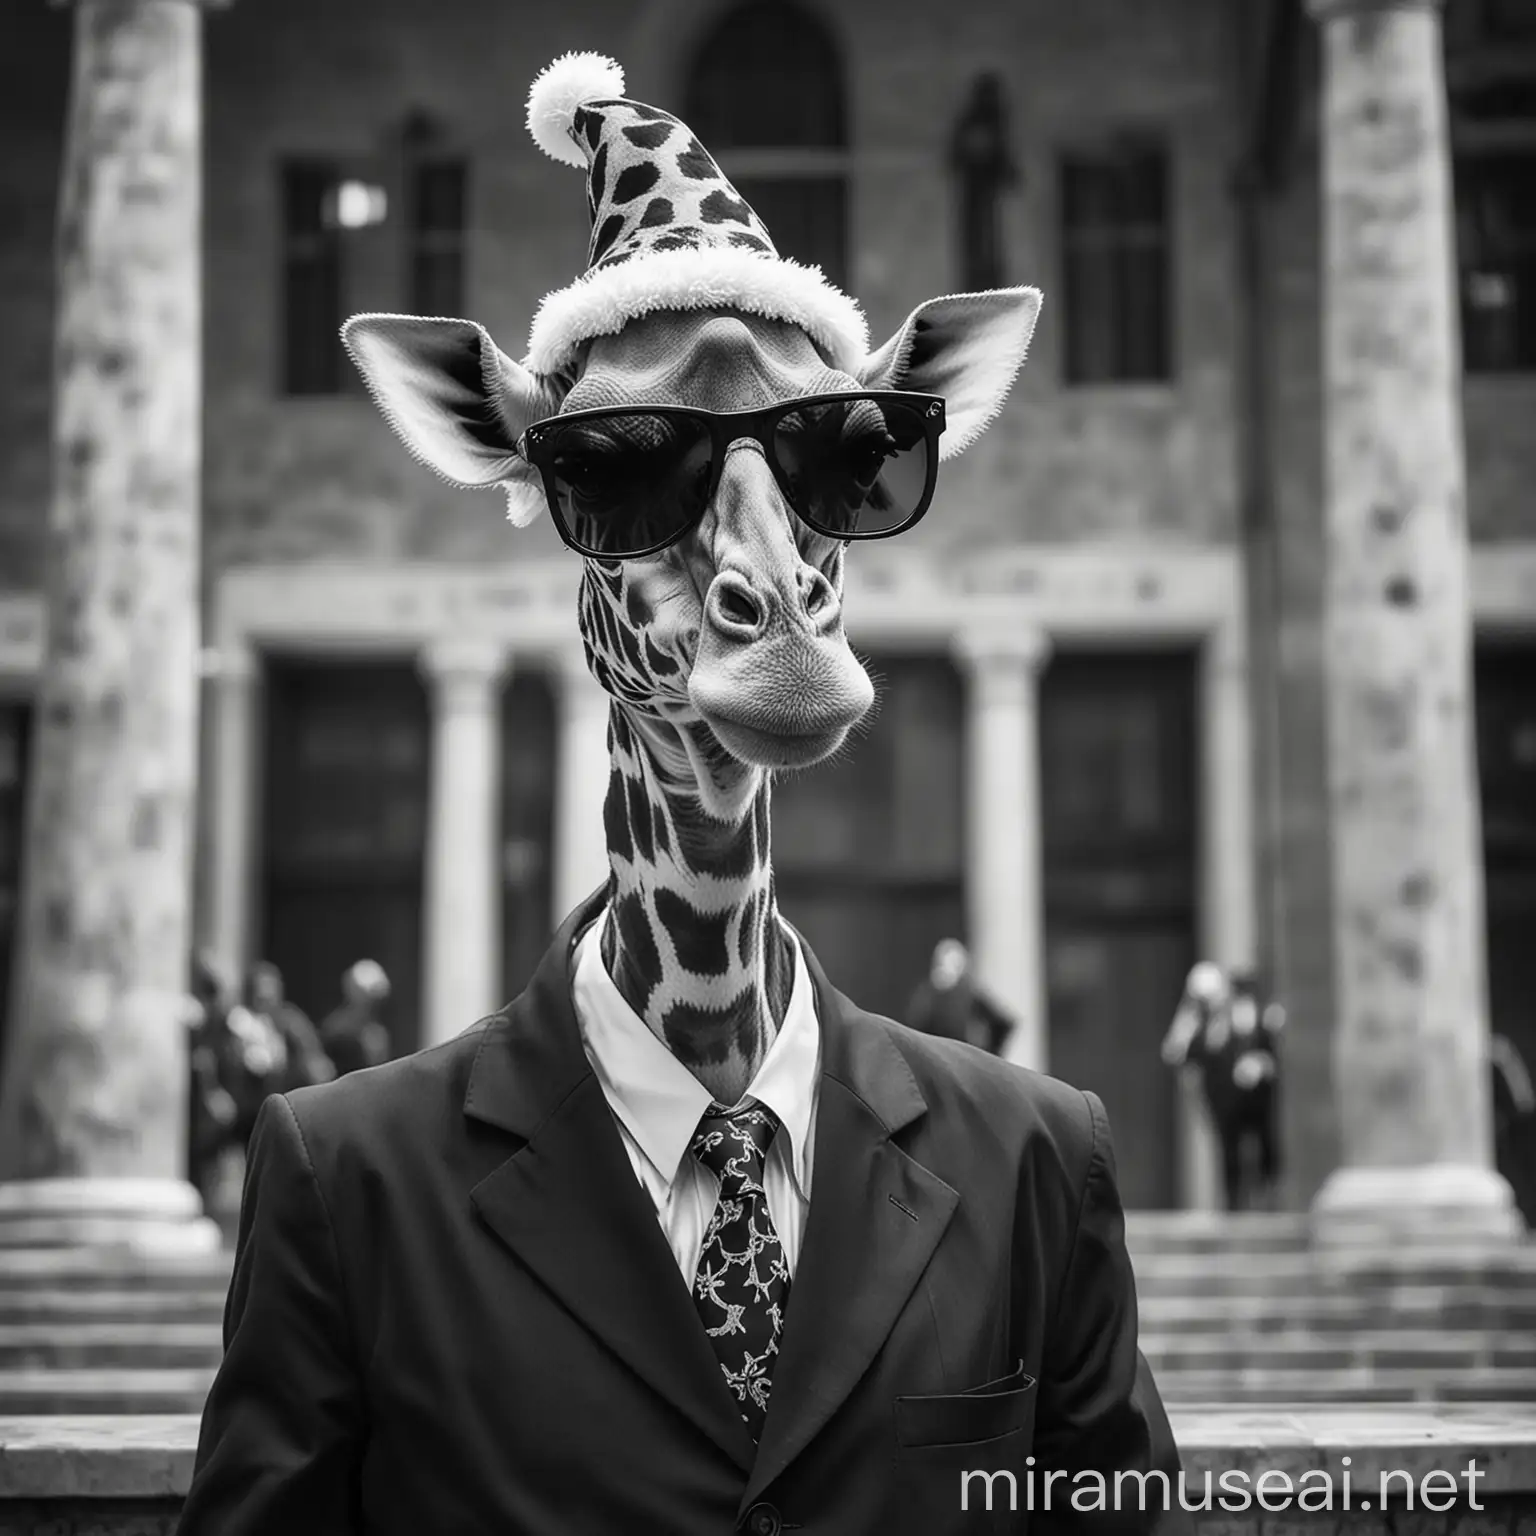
[690,570,874,768]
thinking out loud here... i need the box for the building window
[1447,0,1536,374]
[684,2,848,289]
[1445,0,1536,49]
[408,157,468,317]
[1058,140,1172,385]
[1458,152,1536,373]
[280,160,346,396]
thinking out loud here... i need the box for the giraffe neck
[597,703,795,1106]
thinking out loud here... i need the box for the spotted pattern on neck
[595,703,795,1104]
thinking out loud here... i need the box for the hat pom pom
[527,52,626,168]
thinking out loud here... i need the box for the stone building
[0,0,1532,1215]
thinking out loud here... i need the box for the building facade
[0,0,1533,1212]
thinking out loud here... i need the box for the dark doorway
[1041,649,1199,1210]
[500,667,557,1006]
[1476,639,1536,1226]
[774,655,966,1023]
[260,657,429,1058]
[0,700,31,1096]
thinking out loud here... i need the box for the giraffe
[343,53,1040,1106]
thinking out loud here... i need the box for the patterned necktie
[690,1102,791,1441]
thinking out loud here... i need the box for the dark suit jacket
[178,891,1191,1535]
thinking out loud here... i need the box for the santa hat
[522,52,869,377]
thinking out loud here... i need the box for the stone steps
[1124,1213,1311,1253]
[1129,1250,1536,1298]
[1123,1211,1533,1253]
[1141,1331,1536,1373]
[1153,1366,1536,1404]
[12,1322,1536,1379]
[1138,1287,1536,1333]
[0,1249,232,1289]
[6,1363,1536,1416]
[0,1368,218,1415]
[0,1289,227,1325]
[28,1291,1527,1336]
[0,1323,223,1371]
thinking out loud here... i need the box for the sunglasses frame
[517,389,947,560]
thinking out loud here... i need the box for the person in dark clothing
[905,939,1015,1055]
[1160,961,1225,1074]
[1491,1033,1535,1132]
[319,959,394,1077]
[185,952,239,1204]
[240,962,335,1123]
[1491,1033,1536,1226]
[1163,964,1284,1211]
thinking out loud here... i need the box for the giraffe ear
[341,313,568,527]
[857,289,1041,462]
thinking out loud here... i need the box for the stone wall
[3,0,1525,583]
[0,0,1246,585]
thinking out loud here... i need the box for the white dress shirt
[571,918,820,1280]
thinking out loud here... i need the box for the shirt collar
[571,919,820,1199]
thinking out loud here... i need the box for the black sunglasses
[517,390,946,560]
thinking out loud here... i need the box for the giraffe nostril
[719,585,761,628]
[707,573,766,638]
[801,569,838,630]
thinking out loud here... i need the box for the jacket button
[744,1504,781,1536]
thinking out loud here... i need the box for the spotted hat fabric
[523,53,869,377]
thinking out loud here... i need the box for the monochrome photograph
[0,0,1533,1531]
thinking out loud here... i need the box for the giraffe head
[343,53,1039,821]
[345,294,1034,805]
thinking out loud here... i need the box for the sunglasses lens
[540,413,713,556]
[771,397,933,538]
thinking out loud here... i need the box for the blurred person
[1174,967,1283,1212]
[1159,960,1228,1071]
[906,938,1016,1055]
[1491,1033,1535,1130]
[207,972,287,1151]
[1492,1032,1536,1223]
[184,952,239,1203]
[320,959,394,1077]
[1221,971,1284,1211]
[245,960,335,1099]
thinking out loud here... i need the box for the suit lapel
[464,891,758,1473]
[742,943,959,1511]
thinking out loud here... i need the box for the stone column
[0,0,226,1250]
[206,642,260,989]
[419,638,509,1049]
[1187,622,1259,1211]
[953,625,1051,1072]
[1307,0,1516,1237]
[552,643,613,923]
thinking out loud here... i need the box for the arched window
[684,2,849,289]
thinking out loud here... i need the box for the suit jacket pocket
[895,1365,1037,1450]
